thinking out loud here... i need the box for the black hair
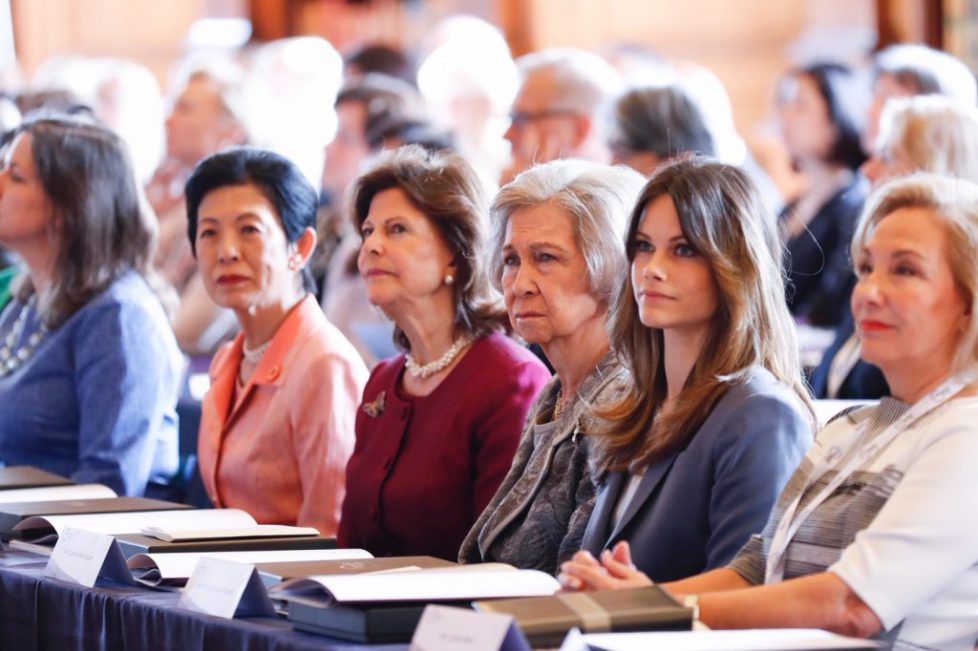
[612,85,715,160]
[794,62,868,170]
[184,147,319,291]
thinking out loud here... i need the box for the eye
[855,260,872,276]
[388,222,407,235]
[633,239,653,253]
[361,225,374,239]
[536,251,557,263]
[242,224,261,235]
[198,227,216,239]
[502,253,519,267]
[674,243,696,257]
[894,264,918,277]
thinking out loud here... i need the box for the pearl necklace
[405,334,474,379]
[0,297,47,378]
[242,339,272,364]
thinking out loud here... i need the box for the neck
[883,356,958,405]
[661,326,709,404]
[237,292,304,349]
[400,310,459,365]
[799,160,848,188]
[543,313,609,399]
[19,240,57,298]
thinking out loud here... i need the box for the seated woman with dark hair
[577,157,813,582]
[563,174,978,650]
[187,148,368,536]
[0,114,181,496]
[338,145,551,560]
[778,62,869,328]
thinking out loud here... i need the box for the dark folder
[1,498,191,540]
[474,587,692,648]
[0,466,73,490]
[114,533,338,559]
[258,555,454,587]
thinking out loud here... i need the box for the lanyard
[764,369,977,584]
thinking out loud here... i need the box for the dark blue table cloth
[0,551,406,651]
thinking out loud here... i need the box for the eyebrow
[634,231,688,243]
[503,241,569,253]
[197,212,264,225]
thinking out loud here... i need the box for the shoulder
[466,333,550,383]
[366,354,406,391]
[286,305,368,377]
[703,368,812,443]
[74,272,167,329]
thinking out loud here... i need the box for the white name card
[410,605,530,651]
[45,527,133,587]
[178,557,275,619]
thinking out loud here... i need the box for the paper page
[15,508,257,536]
[0,484,116,504]
[128,548,374,581]
[279,568,561,603]
[579,629,880,650]
[140,525,320,542]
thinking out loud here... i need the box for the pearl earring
[444,274,455,286]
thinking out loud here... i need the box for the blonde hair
[877,95,978,181]
[593,157,813,473]
[851,173,978,374]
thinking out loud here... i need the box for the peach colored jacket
[198,296,367,536]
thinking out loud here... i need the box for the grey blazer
[459,354,625,575]
[580,366,813,582]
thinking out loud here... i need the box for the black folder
[0,466,73,490]
[289,600,449,644]
[1,498,191,539]
[114,533,338,559]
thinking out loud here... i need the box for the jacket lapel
[605,450,681,545]
[581,470,625,555]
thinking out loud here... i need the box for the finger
[561,560,622,591]
[611,541,634,567]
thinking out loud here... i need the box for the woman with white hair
[459,159,645,575]
[811,95,978,400]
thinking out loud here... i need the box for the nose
[510,261,538,297]
[852,268,884,312]
[216,233,240,263]
[360,228,382,257]
[639,250,667,281]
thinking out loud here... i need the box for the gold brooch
[362,390,386,418]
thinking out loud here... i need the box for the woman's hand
[558,541,654,591]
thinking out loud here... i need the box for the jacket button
[266,366,281,381]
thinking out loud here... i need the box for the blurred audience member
[864,43,977,154]
[147,65,249,355]
[417,21,518,193]
[609,85,715,176]
[32,56,166,183]
[0,114,181,496]
[344,43,417,87]
[503,48,623,183]
[778,62,869,328]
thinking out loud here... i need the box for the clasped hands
[558,540,655,591]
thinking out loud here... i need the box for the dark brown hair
[351,144,505,349]
[592,156,813,473]
[13,114,162,328]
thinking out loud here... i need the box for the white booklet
[573,629,881,650]
[140,524,320,542]
[127,548,374,586]
[14,508,258,544]
[270,564,561,604]
[0,484,116,504]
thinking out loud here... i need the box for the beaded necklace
[0,297,47,377]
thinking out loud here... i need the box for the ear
[291,227,318,269]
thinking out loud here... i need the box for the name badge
[178,556,275,619]
[410,604,530,651]
[45,527,134,587]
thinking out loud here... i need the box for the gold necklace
[553,389,569,421]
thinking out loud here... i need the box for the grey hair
[516,48,623,116]
[874,44,977,105]
[852,173,978,373]
[488,159,646,303]
[877,95,978,181]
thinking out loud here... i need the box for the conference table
[0,549,405,651]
